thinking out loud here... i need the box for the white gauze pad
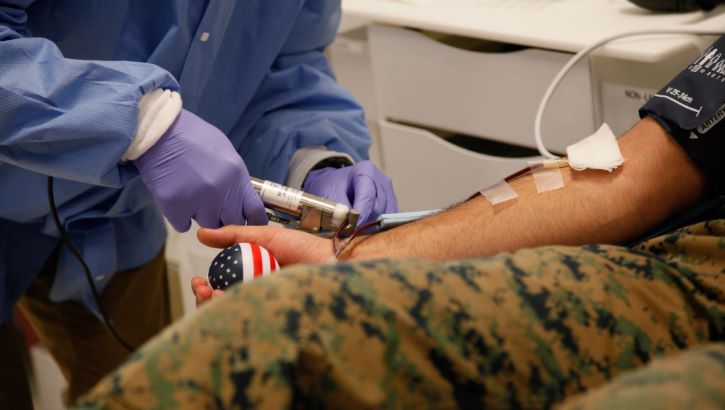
[566,123,624,172]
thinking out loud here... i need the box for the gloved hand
[303,160,398,225]
[134,109,267,232]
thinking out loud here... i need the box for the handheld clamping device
[251,177,360,236]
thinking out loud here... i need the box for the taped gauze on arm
[566,123,624,172]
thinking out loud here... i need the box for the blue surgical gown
[0,0,370,322]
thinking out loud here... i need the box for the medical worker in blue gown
[0,0,398,405]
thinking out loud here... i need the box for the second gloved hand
[303,160,398,225]
[133,110,268,232]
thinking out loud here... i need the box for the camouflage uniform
[74,219,725,409]
[558,342,725,410]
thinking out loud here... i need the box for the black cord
[47,177,134,353]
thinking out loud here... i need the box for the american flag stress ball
[208,243,279,290]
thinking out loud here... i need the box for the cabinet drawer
[369,24,595,153]
[380,120,538,212]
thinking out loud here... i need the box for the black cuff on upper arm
[639,35,725,193]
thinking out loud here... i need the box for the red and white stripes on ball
[238,242,278,282]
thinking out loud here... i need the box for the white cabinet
[369,24,595,152]
[379,121,538,211]
[335,0,722,211]
[331,1,719,212]
[332,24,596,210]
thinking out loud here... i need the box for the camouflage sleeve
[558,343,725,410]
[73,220,725,409]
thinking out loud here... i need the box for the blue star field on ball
[208,243,279,290]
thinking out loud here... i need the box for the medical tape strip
[480,180,518,205]
[529,161,565,193]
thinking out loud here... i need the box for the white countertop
[342,0,725,61]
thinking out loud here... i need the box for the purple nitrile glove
[303,160,398,225]
[134,109,267,232]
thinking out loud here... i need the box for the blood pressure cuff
[639,35,725,193]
